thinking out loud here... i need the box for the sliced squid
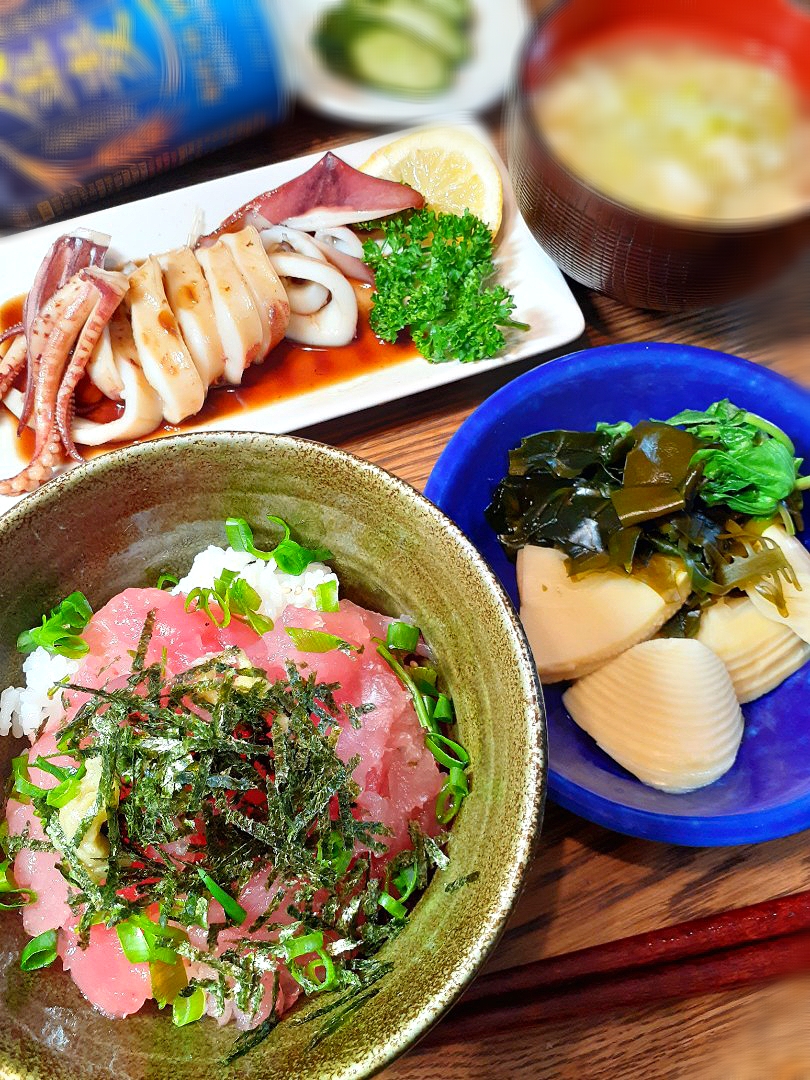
[220,227,290,360]
[697,595,810,703]
[563,638,744,792]
[127,256,205,424]
[195,241,263,384]
[72,353,164,446]
[746,525,810,644]
[268,251,358,348]
[312,226,374,285]
[157,246,226,387]
[261,226,330,315]
[517,545,691,682]
[86,325,123,401]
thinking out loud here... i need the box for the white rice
[172,544,339,622]
[0,649,79,740]
[1,545,338,742]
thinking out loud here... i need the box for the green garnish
[17,591,92,658]
[362,208,528,364]
[667,400,809,516]
[225,515,333,576]
[116,916,187,965]
[0,858,36,910]
[285,627,356,654]
[186,568,274,636]
[156,573,179,590]
[279,929,338,993]
[385,620,420,652]
[173,986,206,1027]
[196,867,247,926]
[376,642,470,823]
[20,929,58,971]
[314,579,339,612]
[11,754,43,801]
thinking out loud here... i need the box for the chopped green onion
[116,916,187,965]
[116,921,152,964]
[186,569,273,635]
[286,627,355,654]
[436,766,470,825]
[11,755,43,801]
[375,642,433,730]
[156,573,179,590]
[20,929,58,971]
[314,579,339,612]
[317,830,353,877]
[17,591,92,658]
[281,930,338,993]
[425,732,469,770]
[412,667,439,697]
[226,517,268,559]
[433,694,454,722]
[196,867,247,925]
[173,986,206,1027]
[31,758,88,809]
[378,891,408,921]
[0,858,36,910]
[393,864,418,904]
[225,515,333,577]
[267,516,333,576]
[385,620,420,652]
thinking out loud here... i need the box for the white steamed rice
[2,544,339,742]
[172,545,338,621]
[0,649,80,739]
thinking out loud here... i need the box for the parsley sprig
[362,209,528,364]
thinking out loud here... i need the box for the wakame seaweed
[486,400,808,626]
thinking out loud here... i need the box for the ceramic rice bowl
[0,432,545,1080]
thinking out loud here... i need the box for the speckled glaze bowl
[0,432,545,1080]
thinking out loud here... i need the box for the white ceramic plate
[0,120,585,513]
[276,0,530,123]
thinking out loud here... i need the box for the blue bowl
[426,343,810,845]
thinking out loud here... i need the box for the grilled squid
[268,252,358,347]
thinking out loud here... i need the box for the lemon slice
[360,127,504,235]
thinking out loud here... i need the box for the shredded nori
[14,628,450,1058]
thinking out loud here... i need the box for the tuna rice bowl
[0,513,471,1062]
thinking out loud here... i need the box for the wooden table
[9,91,810,1080]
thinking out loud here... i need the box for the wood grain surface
[5,26,810,1080]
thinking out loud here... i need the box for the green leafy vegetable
[17,591,93,658]
[668,400,810,516]
[362,209,528,364]
[20,929,58,971]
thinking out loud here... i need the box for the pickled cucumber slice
[348,26,452,95]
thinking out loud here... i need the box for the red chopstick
[422,888,810,1047]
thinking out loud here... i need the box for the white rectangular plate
[0,119,585,513]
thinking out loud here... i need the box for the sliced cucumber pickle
[349,26,452,95]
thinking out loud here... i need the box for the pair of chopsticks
[424,888,810,1047]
